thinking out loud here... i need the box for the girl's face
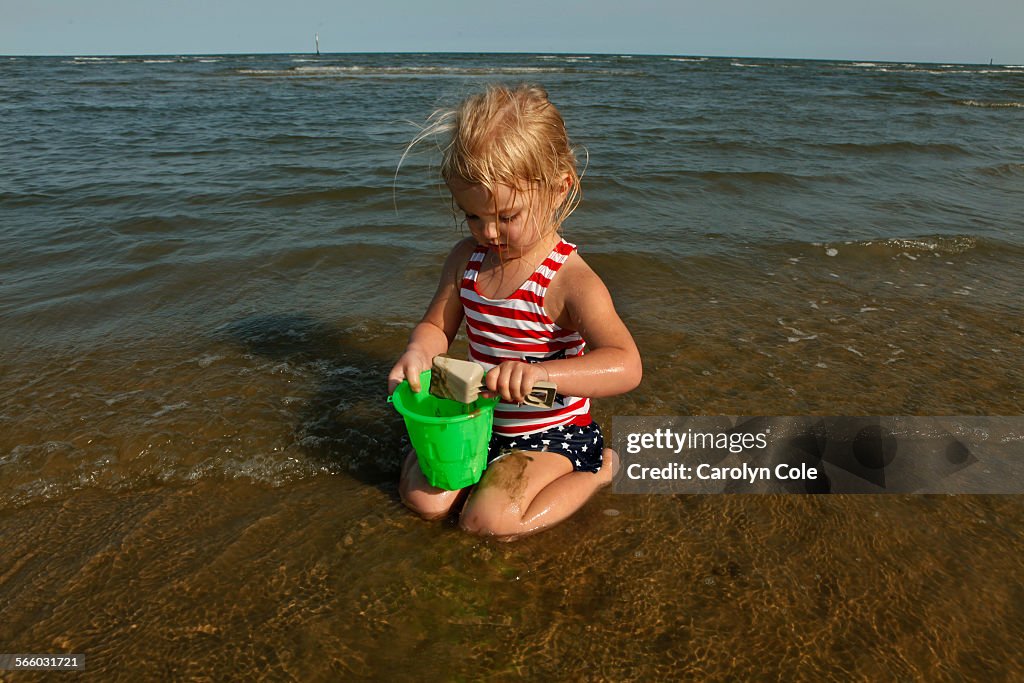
[448,177,566,259]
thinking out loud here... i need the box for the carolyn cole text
[622,426,818,483]
[625,461,819,484]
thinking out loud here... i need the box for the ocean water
[1,53,1022,679]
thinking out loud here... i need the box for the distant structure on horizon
[315,33,320,56]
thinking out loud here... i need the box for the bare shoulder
[561,248,611,298]
[438,237,479,279]
[547,246,613,326]
[446,237,479,264]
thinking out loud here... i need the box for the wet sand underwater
[3,250,1023,679]
[3,478,1023,680]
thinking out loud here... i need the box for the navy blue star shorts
[487,420,605,473]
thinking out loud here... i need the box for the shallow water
[3,483,1022,679]
[1,53,1022,679]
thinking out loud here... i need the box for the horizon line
[0,50,1012,67]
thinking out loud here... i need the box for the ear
[556,173,572,206]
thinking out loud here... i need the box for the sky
[1,0,1021,65]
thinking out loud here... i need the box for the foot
[597,448,619,486]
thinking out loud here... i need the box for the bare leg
[459,448,618,539]
[399,449,467,520]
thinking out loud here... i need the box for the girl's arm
[483,258,643,402]
[387,239,474,394]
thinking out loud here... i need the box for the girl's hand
[388,348,432,394]
[483,361,550,404]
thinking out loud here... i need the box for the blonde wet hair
[404,84,582,233]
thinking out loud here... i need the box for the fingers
[388,369,420,394]
[407,366,422,393]
[485,361,541,404]
[387,362,408,394]
[388,354,428,394]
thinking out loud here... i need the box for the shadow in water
[221,313,409,496]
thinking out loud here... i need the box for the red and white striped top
[460,238,591,437]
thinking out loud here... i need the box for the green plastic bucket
[389,370,499,490]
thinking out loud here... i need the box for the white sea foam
[959,100,1024,108]
[858,236,978,255]
[196,354,223,368]
[238,64,603,78]
[870,66,953,75]
[533,54,591,61]
[295,65,362,73]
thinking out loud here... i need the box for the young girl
[388,84,642,539]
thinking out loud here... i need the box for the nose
[476,219,499,243]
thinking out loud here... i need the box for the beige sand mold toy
[429,356,558,408]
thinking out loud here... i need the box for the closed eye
[464,213,518,223]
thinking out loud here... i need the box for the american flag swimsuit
[460,238,604,473]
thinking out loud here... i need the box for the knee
[399,460,459,521]
[458,504,520,539]
[458,507,492,535]
[600,448,618,482]
[402,497,450,521]
[399,481,453,521]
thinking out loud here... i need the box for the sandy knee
[458,507,521,539]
